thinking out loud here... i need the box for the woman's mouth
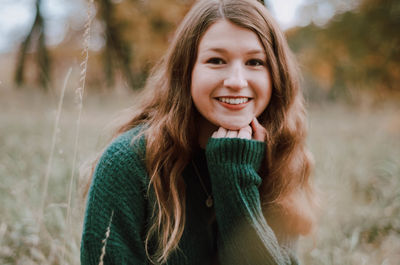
[217,97,250,105]
[215,97,251,110]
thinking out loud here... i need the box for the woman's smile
[215,97,251,110]
[216,97,250,104]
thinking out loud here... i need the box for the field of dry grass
[299,102,400,264]
[1,88,399,264]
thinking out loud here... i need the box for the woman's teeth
[218,97,249,105]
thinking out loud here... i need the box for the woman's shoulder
[102,125,146,162]
[93,125,148,188]
[83,126,149,251]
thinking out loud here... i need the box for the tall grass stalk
[61,0,94,263]
[38,67,72,232]
[99,211,114,265]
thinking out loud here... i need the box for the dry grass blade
[99,211,114,265]
[38,67,72,232]
[61,0,95,263]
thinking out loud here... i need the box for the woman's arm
[81,130,148,265]
[206,137,299,265]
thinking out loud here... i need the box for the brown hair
[89,0,317,263]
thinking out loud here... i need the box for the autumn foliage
[287,0,400,100]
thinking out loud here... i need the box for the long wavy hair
[88,0,317,263]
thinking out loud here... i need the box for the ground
[0,88,399,264]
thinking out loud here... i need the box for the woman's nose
[223,63,248,90]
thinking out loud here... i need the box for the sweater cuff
[205,138,266,171]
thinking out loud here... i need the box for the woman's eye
[247,59,265,66]
[206,58,225,65]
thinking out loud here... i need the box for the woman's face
[191,19,272,131]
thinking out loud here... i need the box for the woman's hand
[212,118,266,142]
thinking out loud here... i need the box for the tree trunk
[14,0,50,90]
[99,0,135,89]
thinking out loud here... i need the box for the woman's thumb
[251,118,266,141]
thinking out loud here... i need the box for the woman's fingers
[226,130,238,138]
[212,127,239,138]
[213,127,227,138]
[251,118,267,141]
[237,126,252,139]
[212,119,266,141]
[212,127,251,139]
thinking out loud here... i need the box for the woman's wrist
[205,137,265,171]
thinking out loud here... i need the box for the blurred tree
[13,0,194,90]
[14,0,50,90]
[261,0,271,10]
[98,0,136,88]
[92,0,194,89]
[287,0,400,100]
[11,0,272,90]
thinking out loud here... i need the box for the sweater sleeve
[80,131,148,265]
[205,138,299,265]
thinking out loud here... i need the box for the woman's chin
[217,119,252,131]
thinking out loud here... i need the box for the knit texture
[81,126,299,264]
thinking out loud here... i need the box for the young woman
[80,0,317,264]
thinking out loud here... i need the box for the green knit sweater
[81,126,299,264]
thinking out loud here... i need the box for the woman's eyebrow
[246,49,265,55]
[201,47,265,55]
[201,47,228,54]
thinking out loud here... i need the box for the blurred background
[0,0,399,264]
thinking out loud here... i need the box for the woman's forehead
[197,20,265,53]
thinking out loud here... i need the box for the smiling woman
[80,0,317,264]
[191,20,272,137]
